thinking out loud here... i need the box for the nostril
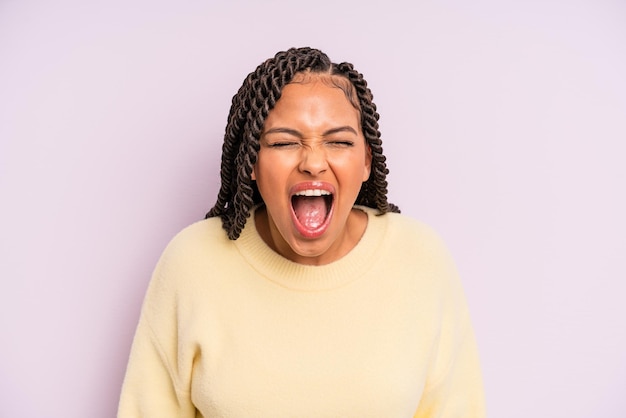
[298,150,329,175]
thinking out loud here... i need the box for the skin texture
[252,75,372,265]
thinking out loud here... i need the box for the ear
[362,145,372,182]
[251,164,257,181]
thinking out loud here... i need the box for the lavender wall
[1,0,625,416]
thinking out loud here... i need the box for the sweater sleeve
[413,231,486,418]
[117,241,197,417]
[117,316,196,417]
[413,317,485,418]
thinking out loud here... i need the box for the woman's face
[252,75,372,265]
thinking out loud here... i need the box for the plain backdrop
[1,0,625,417]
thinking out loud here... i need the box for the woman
[118,47,485,417]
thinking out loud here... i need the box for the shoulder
[389,212,444,246]
[383,211,438,235]
[363,208,447,253]
[140,217,240,304]
[153,217,234,276]
[165,217,231,253]
[365,209,458,277]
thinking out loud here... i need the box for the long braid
[206,47,399,240]
[333,62,400,215]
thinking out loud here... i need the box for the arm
[117,314,196,417]
[117,243,197,418]
[413,232,486,418]
[413,316,485,418]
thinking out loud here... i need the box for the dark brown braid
[206,47,399,240]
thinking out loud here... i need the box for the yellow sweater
[118,206,485,417]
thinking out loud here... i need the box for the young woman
[118,47,485,417]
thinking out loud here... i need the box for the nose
[298,145,328,176]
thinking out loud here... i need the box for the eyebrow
[263,126,358,138]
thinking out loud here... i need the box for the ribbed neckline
[234,206,388,291]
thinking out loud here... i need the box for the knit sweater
[118,206,485,417]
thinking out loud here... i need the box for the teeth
[294,189,331,197]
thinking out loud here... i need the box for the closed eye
[267,141,299,148]
[327,140,354,147]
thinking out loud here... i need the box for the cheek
[254,164,283,197]
[334,152,370,182]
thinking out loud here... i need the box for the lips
[289,182,335,238]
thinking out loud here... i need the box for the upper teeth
[295,189,331,197]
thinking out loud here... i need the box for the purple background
[2,0,625,416]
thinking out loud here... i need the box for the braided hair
[206,47,399,240]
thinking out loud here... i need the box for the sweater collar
[234,206,388,291]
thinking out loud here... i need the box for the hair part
[206,47,399,240]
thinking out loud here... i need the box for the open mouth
[290,184,335,237]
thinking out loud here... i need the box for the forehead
[264,80,361,132]
[290,72,360,110]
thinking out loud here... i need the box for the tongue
[292,196,327,229]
